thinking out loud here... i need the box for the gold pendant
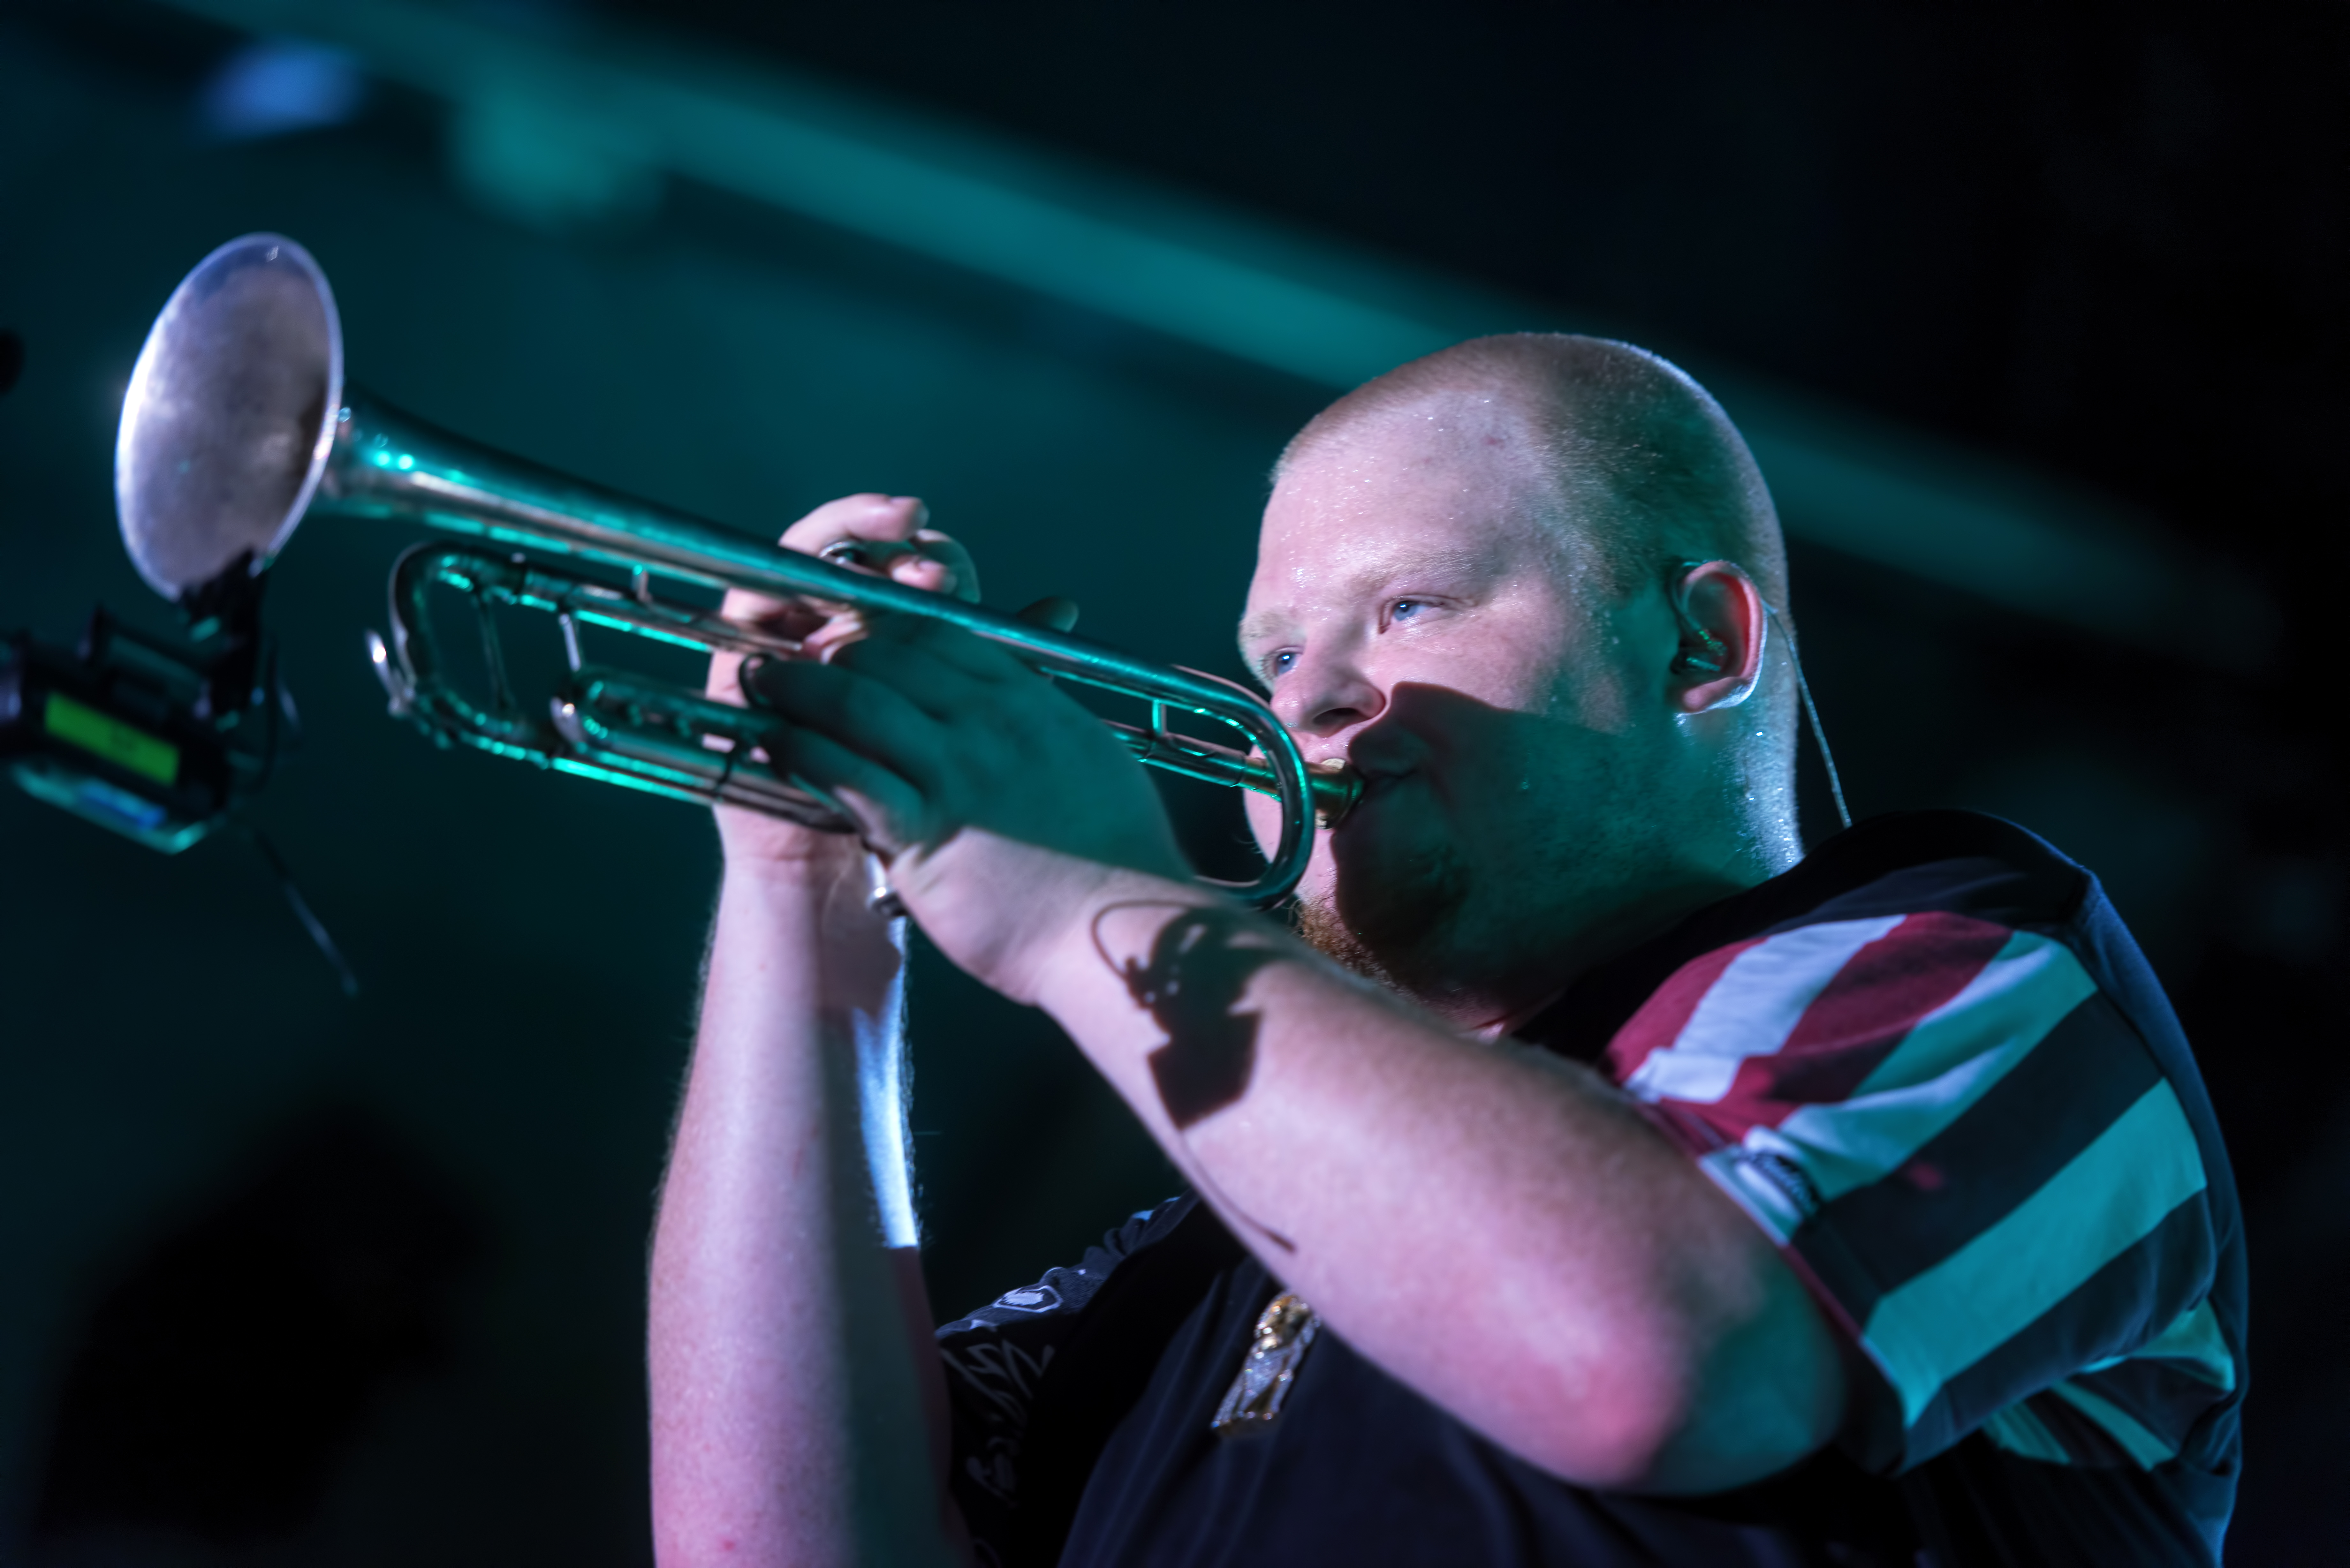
[1211,1293,1320,1437]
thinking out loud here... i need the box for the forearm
[648,858,959,1567]
[1030,871,1841,1489]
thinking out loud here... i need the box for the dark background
[1,1,2341,1562]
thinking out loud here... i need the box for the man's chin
[1292,895,1403,989]
[1291,848,1471,995]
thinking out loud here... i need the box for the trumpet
[113,234,1357,907]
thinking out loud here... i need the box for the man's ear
[1669,560,1767,714]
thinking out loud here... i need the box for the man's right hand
[658,501,977,1568]
[705,492,979,873]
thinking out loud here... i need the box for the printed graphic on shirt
[991,1284,1063,1313]
[934,1199,1182,1558]
[938,1338,1054,1504]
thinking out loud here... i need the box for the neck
[1316,834,1779,1035]
[1420,867,1757,1032]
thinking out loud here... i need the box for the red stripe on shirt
[1599,935,1763,1088]
[1703,911,2020,1131]
[1606,912,2020,1144]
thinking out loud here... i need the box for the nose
[1274,644,1384,740]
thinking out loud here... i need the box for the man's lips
[1323,762,1411,833]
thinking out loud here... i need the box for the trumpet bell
[115,234,342,602]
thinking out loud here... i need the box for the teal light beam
[157,0,2269,667]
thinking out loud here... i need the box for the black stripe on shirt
[1800,986,2163,1316]
[1900,1195,2217,1468]
[2067,1352,2239,1462]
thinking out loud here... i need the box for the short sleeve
[1601,908,2232,1476]
[935,1198,1184,1564]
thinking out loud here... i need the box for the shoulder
[1594,811,2247,1506]
[1605,809,2198,1088]
[1525,811,2095,1068]
[1608,810,2231,1212]
[1749,809,2092,934]
[1594,810,2116,1122]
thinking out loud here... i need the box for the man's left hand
[745,613,1193,1001]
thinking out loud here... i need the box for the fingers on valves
[764,722,926,851]
[744,653,946,788]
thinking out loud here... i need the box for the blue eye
[1269,649,1298,678]
[1390,599,1425,623]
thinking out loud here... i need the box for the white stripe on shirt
[1623,915,1906,1105]
[1739,931,2096,1204]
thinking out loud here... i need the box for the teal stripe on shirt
[2051,1378,2180,1468]
[1982,1399,2073,1464]
[1746,932,2096,1206]
[1861,1078,2207,1429]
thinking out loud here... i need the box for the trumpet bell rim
[115,232,344,603]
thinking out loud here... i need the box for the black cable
[1786,642,1852,832]
[1762,607,1852,832]
[1676,564,1853,836]
[241,825,360,997]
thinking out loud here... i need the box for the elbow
[1502,1327,1719,1491]
[1504,1266,1848,1494]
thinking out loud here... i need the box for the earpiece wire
[1761,604,1851,832]
[1672,560,1852,834]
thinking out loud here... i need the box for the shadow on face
[1285,679,1673,984]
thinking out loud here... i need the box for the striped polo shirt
[936,810,2244,1566]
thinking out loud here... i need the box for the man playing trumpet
[649,336,2243,1566]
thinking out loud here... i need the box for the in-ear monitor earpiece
[1667,557,1852,833]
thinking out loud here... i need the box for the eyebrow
[1235,607,1288,653]
[1235,543,1496,655]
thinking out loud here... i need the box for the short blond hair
[1277,334,1788,613]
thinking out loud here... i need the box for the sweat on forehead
[1287,393,1549,487]
[1275,334,1787,607]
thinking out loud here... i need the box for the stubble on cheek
[1291,893,1399,988]
[1292,826,1472,996]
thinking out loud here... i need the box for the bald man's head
[1255,335,1805,948]
[1277,334,1788,615]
